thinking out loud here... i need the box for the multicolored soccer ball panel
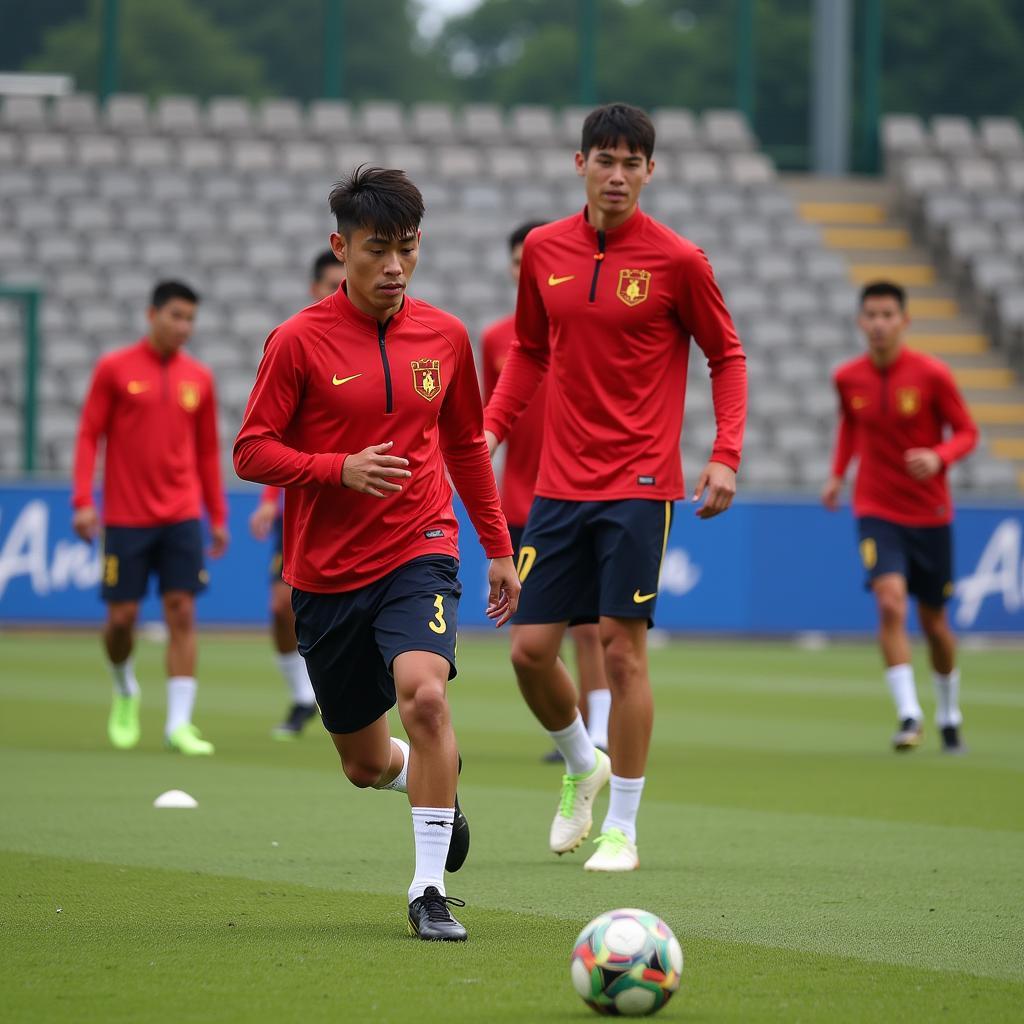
[570,908,684,1016]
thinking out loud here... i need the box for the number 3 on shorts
[429,594,447,634]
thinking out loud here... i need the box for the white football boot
[583,827,640,872]
[549,748,611,854]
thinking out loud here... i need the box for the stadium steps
[786,174,1024,491]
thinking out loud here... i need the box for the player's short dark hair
[508,221,546,251]
[328,165,424,240]
[860,280,907,310]
[151,280,199,309]
[311,248,342,282]
[581,103,656,161]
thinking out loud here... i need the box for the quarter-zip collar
[868,344,908,375]
[140,337,180,365]
[577,204,647,245]
[332,280,411,336]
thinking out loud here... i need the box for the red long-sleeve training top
[72,339,226,528]
[481,313,547,527]
[831,347,978,526]
[233,284,512,593]
[484,207,747,501]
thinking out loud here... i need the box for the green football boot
[108,693,140,750]
[166,723,215,756]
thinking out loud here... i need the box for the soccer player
[71,280,229,756]
[484,104,747,872]
[822,281,978,753]
[234,167,520,941]
[249,249,345,738]
[481,220,612,761]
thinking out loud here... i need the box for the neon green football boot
[166,723,215,756]
[107,693,140,750]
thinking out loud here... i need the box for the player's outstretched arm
[691,461,737,520]
[486,556,521,628]
[341,442,411,498]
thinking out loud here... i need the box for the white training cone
[153,789,198,809]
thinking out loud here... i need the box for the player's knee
[402,684,449,735]
[875,590,906,625]
[163,593,194,631]
[510,637,555,676]
[107,604,138,633]
[602,636,643,689]
[341,755,388,789]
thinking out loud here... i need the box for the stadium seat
[51,94,99,133]
[308,100,353,139]
[257,98,305,138]
[74,134,122,167]
[382,143,432,178]
[653,108,698,149]
[409,102,458,143]
[979,117,1024,157]
[125,136,173,168]
[358,101,406,141]
[23,134,71,166]
[461,104,505,143]
[180,138,227,171]
[931,116,977,156]
[510,105,558,144]
[881,114,930,163]
[1,95,48,130]
[727,153,775,186]
[282,142,328,174]
[103,94,150,133]
[154,96,203,135]
[206,97,255,136]
[678,152,723,186]
[559,106,589,145]
[952,157,1002,192]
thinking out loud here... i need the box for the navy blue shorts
[514,498,674,625]
[857,516,954,607]
[268,515,284,584]
[101,519,207,602]
[291,555,462,735]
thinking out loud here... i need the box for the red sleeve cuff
[709,449,741,472]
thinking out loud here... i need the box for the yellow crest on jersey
[896,386,920,416]
[617,269,651,307]
[178,380,200,412]
[411,359,442,401]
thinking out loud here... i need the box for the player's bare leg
[104,600,141,749]
[329,713,402,788]
[392,651,468,939]
[872,574,923,750]
[511,623,610,854]
[583,616,648,872]
[162,590,212,755]
[573,623,611,749]
[919,602,964,752]
[270,580,317,738]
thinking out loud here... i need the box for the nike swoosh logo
[333,374,361,386]
[424,821,453,828]
[547,274,575,286]
[633,590,657,604]
[127,381,149,394]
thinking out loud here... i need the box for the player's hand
[486,555,521,628]
[72,506,100,542]
[821,475,843,511]
[485,430,499,457]
[904,448,943,480]
[692,461,736,520]
[342,442,411,498]
[249,500,278,540]
[209,525,229,558]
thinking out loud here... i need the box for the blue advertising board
[1,481,1022,634]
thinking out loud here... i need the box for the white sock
[165,676,197,736]
[934,669,963,728]
[109,657,139,698]
[549,713,597,776]
[408,806,454,902]
[886,664,923,722]
[276,650,316,706]
[601,774,645,843]
[376,737,409,793]
[586,689,611,748]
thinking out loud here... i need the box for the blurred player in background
[234,167,519,941]
[485,104,747,872]
[248,249,345,739]
[481,220,612,762]
[823,281,978,753]
[71,281,228,756]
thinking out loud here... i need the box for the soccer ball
[570,908,683,1016]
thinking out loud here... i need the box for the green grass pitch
[2,631,1022,1022]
